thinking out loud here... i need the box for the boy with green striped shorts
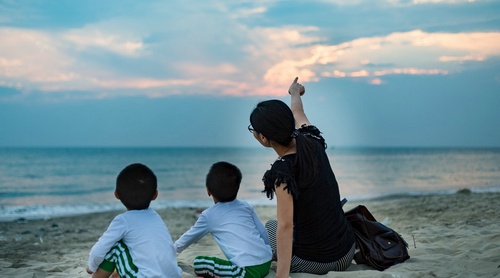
[87,163,182,278]
[175,162,272,278]
[95,240,137,277]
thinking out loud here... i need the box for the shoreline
[1,191,500,277]
[2,186,500,222]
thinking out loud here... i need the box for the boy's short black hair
[206,161,242,203]
[116,163,157,210]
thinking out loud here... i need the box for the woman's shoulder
[298,124,322,137]
[267,156,294,181]
[263,157,298,200]
[299,125,326,149]
[271,155,293,168]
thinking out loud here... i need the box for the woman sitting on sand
[248,78,356,278]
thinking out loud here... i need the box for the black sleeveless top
[262,126,355,262]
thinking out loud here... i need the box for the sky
[0,0,499,147]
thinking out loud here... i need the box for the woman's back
[264,127,355,263]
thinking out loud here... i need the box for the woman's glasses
[248,124,255,133]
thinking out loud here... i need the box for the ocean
[1,147,499,221]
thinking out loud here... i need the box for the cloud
[243,26,324,62]
[231,7,267,19]
[373,68,449,76]
[95,78,197,89]
[439,55,485,62]
[0,28,80,85]
[63,29,144,57]
[322,68,448,78]
[175,63,240,78]
[410,0,477,4]
[321,0,484,5]
[0,25,151,96]
[1,9,499,102]
[262,30,500,86]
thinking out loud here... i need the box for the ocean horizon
[1,146,499,222]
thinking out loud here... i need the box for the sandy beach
[1,191,499,278]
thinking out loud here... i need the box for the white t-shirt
[174,199,272,268]
[88,208,182,278]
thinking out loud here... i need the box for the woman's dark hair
[250,100,320,188]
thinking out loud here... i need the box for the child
[87,163,182,278]
[174,161,272,278]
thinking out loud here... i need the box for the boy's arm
[88,216,126,273]
[174,213,209,253]
[289,77,311,129]
[251,208,270,245]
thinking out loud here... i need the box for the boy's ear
[114,190,120,200]
[206,187,212,197]
[152,190,158,201]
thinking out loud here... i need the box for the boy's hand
[288,77,305,96]
[86,266,93,274]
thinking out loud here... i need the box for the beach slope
[1,191,499,278]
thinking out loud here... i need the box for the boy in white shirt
[87,163,182,278]
[175,162,272,278]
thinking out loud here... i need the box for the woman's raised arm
[289,77,311,129]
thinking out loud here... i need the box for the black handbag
[344,204,410,271]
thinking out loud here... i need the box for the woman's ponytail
[293,127,324,188]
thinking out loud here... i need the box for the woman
[249,78,355,278]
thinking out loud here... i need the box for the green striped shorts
[194,256,271,278]
[99,240,138,278]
